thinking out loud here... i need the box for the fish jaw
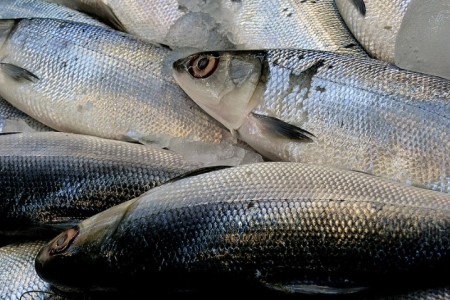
[173,51,264,133]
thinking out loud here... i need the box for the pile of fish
[0,0,448,299]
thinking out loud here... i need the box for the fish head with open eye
[35,200,134,292]
[173,51,264,135]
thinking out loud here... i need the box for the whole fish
[0,18,255,164]
[0,132,203,236]
[36,162,450,294]
[0,241,70,300]
[0,96,52,132]
[0,0,108,28]
[335,0,410,62]
[48,0,366,55]
[173,49,450,193]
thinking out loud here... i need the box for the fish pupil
[197,57,209,70]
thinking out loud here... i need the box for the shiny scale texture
[0,0,108,28]
[0,18,229,146]
[0,97,52,132]
[0,132,201,234]
[0,241,64,300]
[46,162,450,291]
[238,49,449,193]
[335,0,411,62]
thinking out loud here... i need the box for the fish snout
[35,227,80,283]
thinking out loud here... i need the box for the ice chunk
[395,0,450,80]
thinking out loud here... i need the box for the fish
[48,0,366,55]
[0,241,71,300]
[0,18,257,165]
[368,286,450,300]
[0,132,203,236]
[35,162,450,294]
[172,49,450,194]
[0,96,52,133]
[335,0,411,62]
[0,0,108,28]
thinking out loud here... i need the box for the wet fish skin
[173,49,450,193]
[368,286,450,300]
[0,18,236,155]
[36,162,450,293]
[335,0,411,62]
[0,0,108,28]
[0,96,52,132]
[0,241,71,300]
[49,0,366,55]
[0,132,202,236]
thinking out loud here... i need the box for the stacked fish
[0,0,448,299]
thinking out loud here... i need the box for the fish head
[173,51,264,132]
[35,200,135,292]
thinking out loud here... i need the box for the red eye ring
[188,54,220,79]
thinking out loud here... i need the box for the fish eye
[188,54,219,79]
[49,226,79,256]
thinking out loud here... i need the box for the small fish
[0,96,52,132]
[0,18,258,165]
[173,49,450,193]
[49,0,366,55]
[0,0,108,28]
[0,132,203,236]
[36,162,450,294]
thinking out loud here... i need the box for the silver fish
[35,162,450,294]
[0,18,256,164]
[0,241,69,300]
[0,0,108,28]
[0,96,52,132]
[48,0,366,55]
[335,0,411,62]
[173,49,450,193]
[0,131,203,236]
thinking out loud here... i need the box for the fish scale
[36,163,450,293]
[0,132,202,236]
[173,49,450,193]
[0,18,231,147]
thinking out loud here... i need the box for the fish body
[0,0,108,28]
[0,96,52,132]
[0,241,69,300]
[36,162,450,293]
[0,132,202,235]
[0,18,247,163]
[49,0,366,55]
[335,0,410,62]
[173,49,450,193]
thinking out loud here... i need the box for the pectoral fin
[252,113,314,142]
[0,63,39,83]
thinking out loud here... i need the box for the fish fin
[351,0,366,16]
[92,1,126,32]
[165,166,233,184]
[261,280,368,295]
[0,63,39,82]
[252,113,315,142]
[0,132,22,136]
